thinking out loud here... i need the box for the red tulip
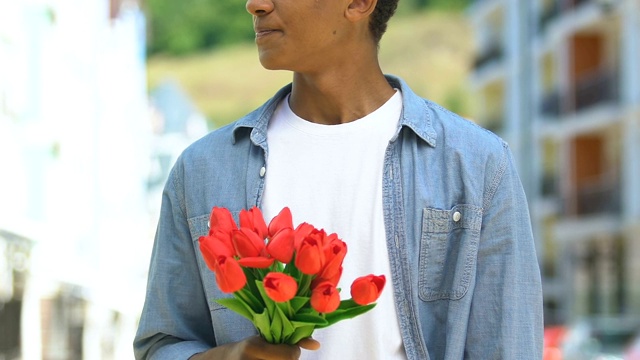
[208,207,237,235]
[263,272,298,302]
[350,275,386,305]
[239,206,269,239]
[267,227,295,263]
[214,255,247,293]
[268,207,293,237]
[319,238,347,281]
[312,266,343,289]
[199,230,246,293]
[295,232,325,275]
[199,235,234,271]
[264,207,295,263]
[210,228,237,256]
[232,228,266,258]
[293,222,315,249]
[310,281,340,313]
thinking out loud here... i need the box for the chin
[257,50,291,71]
[258,58,287,71]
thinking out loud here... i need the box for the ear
[345,0,377,23]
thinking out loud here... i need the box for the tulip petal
[295,236,324,275]
[209,207,237,235]
[312,266,343,289]
[199,235,235,271]
[293,222,315,249]
[214,256,247,293]
[240,207,269,239]
[268,207,293,237]
[238,256,275,269]
[267,228,295,263]
[319,239,347,280]
[233,228,266,258]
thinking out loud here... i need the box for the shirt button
[453,211,462,222]
[259,166,266,177]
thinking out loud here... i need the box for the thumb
[297,337,321,351]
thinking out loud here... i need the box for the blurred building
[0,230,32,359]
[0,0,151,359]
[146,79,209,218]
[468,0,640,325]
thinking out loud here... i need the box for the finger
[246,336,302,359]
[297,337,321,351]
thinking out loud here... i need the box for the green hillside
[147,11,475,129]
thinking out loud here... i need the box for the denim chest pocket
[418,204,482,301]
[187,213,236,312]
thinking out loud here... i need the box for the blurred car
[625,332,640,360]
[561,316,640,360]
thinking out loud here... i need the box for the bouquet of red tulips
[198,206,386,345]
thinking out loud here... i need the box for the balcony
[541,90,562,117]
[539,2,561,32]
[539,69,619,118]
[542,173,559,197]
[539,0,607,31]
[562,179,621,217]
[473,42,504,71]
[568,0,593,10]
[574,70,619,112]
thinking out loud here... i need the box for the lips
[256,29,276,38]
[254,29,282,44]
[254,22,281,39]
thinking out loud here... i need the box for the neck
[288,59,395,125]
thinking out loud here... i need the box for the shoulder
[166,119,250,186]
[181,122,239,161]
[390,75,506,161]
[427,99,506,156]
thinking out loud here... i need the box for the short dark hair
[370,0,399,44]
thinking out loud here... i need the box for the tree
[144,0,254,55]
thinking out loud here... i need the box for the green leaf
[215,297,254,322]
[292,313,329,326]
[275,304,295,340]
[290,296,309,313]
[317,301,376,329]
[253,308,274,343]
[284,256,300,277]
[269,307,283,342]
[336,299,360,310]
[255,280,276,317]
[235,288,264,314]
[286,324,316,345]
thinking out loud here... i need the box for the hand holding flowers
[198,206,386,345]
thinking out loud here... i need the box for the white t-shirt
[262,90,407,360]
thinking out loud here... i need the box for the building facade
[468,0,640,326]
[0,0,151,359]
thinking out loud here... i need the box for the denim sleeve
[464,143,544,359]
[133,160,216,359]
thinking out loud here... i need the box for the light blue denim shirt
[133,75,544,360]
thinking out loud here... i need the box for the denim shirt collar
[231,74,437,148]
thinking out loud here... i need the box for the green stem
[297,274,314,297]
[286,300,294,318]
